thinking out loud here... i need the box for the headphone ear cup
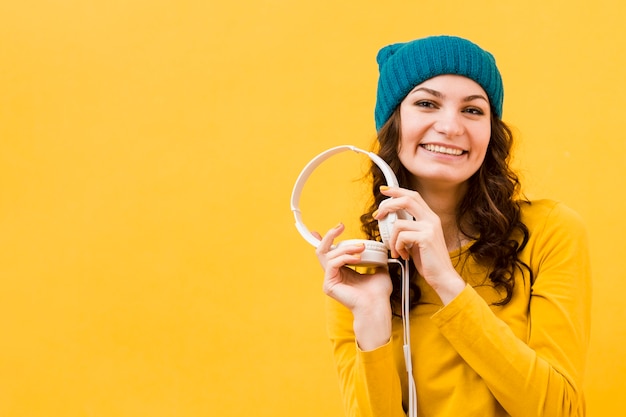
[336,239,389,267]
[378,214,395,248]
[377,199,412,248]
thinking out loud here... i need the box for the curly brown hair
[360,108,531,315]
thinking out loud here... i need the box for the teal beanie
[375,35,503,131]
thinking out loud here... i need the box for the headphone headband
[290,145,399,248]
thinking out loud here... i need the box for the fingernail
[335,222,343,229]
[379,185,389,191]
[372,209,379,218]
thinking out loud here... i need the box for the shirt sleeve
[431,202,592,416]
[325,297,407,417]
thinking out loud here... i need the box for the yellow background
[0,1,623,416]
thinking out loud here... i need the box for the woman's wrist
[431,272,466,305]
[352,301,392,351]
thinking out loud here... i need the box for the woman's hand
[374,186,466,304]
[314,223,392,350]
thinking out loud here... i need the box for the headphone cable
[388,258,417,417]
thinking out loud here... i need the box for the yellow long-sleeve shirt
[326,199,591,417]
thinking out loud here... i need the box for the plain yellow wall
[0,1,624,416]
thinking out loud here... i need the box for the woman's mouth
[421,143,466,156]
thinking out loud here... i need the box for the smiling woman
[308,35,592,417]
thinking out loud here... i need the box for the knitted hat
[374,35,503,131]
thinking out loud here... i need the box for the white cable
[388,258,417,417]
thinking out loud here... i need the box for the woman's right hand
[314,223,393,350]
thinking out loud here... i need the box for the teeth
[422,144,464,156]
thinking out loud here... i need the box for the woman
[315,35,591,416]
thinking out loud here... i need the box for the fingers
[384,220,419,260]
[315,222,344,253]
[393,227,421,260]
[374,186,425,221]
[379,184,423,200]
[372,186,424,259]
[373,186,445,263]
[314,223,365,270]
[324,244,366,272]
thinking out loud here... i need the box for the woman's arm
[326,297,407,417]
[432,202,591,416]
[317,223,406,417]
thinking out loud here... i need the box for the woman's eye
[463,107,484,115]
[415,100,436,109]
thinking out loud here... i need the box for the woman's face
[398,74,491,191]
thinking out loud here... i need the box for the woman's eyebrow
[464,94,489,103]
[410,87,442,97]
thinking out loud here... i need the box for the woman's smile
[420,143,467,156]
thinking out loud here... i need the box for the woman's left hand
[374,186,466,304]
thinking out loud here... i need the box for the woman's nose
[433,110,464,137]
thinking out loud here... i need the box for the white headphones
[290,145,411,267]
[291,145,418,416]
